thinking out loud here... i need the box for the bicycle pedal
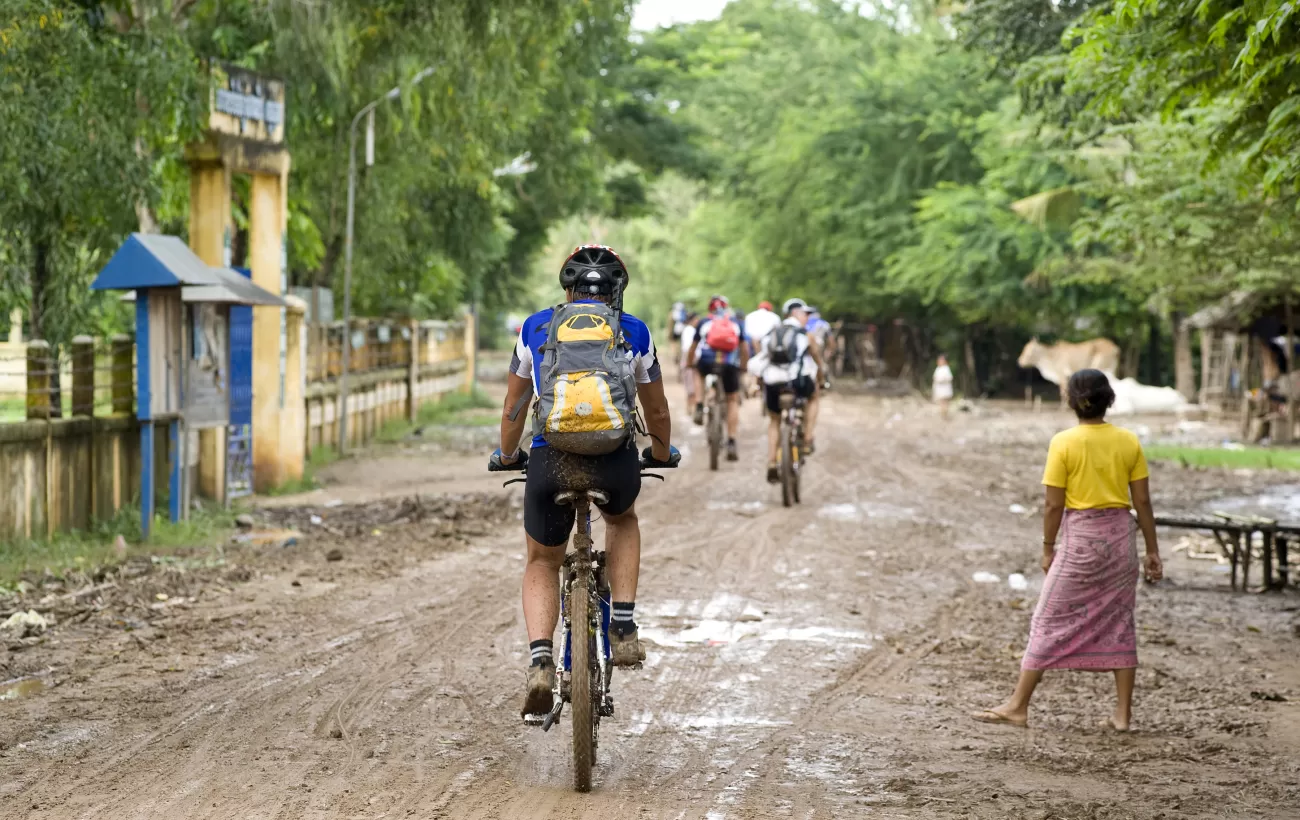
[522,714,545,727]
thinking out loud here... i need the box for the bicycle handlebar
[489,445,681,474]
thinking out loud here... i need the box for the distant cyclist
[687,295,749,461]
[679,310,702,418]
[805,307,834,386]
[493,244,679,718]
[751,298,823,482]
[744,300,782,355]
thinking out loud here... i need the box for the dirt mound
[260,492,513,538]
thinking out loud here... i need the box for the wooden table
[1155,513,1295,592]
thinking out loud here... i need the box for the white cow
[1018,337,1121,404]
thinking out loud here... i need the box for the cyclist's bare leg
[601,505,640,603]
[804,394,821,445]
[725,392,741,439]
[767,411,781,464]
[522,535,566,642]
[602,505,645,664]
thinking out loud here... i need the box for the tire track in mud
[8,389,1300,819]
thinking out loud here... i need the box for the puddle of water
[642,619,870,648]
[818,502,916,522]
[0,677,46,701]
[1214,485,1300,521]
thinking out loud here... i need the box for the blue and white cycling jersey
[510,301,661,448]
[695,311,749,367]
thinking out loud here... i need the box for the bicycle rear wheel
[780,422,795,507]
[708,402,722,471]
[570,566,595,792]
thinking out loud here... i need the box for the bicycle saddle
[554,489,611,507]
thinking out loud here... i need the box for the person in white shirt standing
[933,354,954,418]
[749,298,824,483]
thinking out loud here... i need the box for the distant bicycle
[490,450,677,792]
[775,388,807,507]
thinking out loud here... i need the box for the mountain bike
[776,390,807,507]
[491,449,677,792]
[704,364,726,470]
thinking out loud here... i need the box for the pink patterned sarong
[1022,508,1139,671]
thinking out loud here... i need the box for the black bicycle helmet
[559,244,629,297]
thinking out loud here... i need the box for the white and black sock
[611,602,637,637]
[530,639,554,668]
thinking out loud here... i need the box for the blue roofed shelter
[92,234,286,537]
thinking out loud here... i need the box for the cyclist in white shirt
[749,298,824,482]
[743,300,782,352]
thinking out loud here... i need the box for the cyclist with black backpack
[492,244,680,718]
[687,295,750,462]
[752,298,824,483]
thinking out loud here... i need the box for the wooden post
[1199,329,1212,403]
[1173,312,1195,402]
[111,334,134,415]
[71,335,95,416]
[407,319,419,422]
[1285,293,1296,442]
[1240,336,1254,440]
[26,340,51,420]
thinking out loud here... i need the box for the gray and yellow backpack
[533,302,639,455]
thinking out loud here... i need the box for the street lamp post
[337,67,435,454]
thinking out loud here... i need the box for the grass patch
[0,503,236,586]
[374,388,499,443]
[263,445,338,496]
[1145,444,1300,472]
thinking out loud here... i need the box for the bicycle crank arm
[540,699,564,732]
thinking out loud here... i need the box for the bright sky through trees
[632,0,729,30]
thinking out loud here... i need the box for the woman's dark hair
[1067,369,1115,420]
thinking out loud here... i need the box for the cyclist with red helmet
[494,244,680,718]
[687,295,750,462]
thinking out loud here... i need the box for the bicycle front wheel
[570,567,595,792]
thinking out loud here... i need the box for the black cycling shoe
[692,404,704,426]
[766,464,780,484]
[726,440,739,461]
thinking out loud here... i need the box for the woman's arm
[1130,477,1164,581]
[1042,485,1066,572]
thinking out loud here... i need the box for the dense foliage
[4,0,1299,393]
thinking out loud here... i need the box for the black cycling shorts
[764,376,816,414]
[524,443,641,547]
[696,361,742,395]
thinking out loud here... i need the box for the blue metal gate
[226,267,255,500]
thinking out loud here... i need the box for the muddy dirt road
[3,388,1299,818]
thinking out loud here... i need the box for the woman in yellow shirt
[974,369,1163,731]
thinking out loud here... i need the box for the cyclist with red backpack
[687,295,749,462]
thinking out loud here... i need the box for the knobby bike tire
[708,401,722,471]
[570,566,595,792]
[780,422,795,507]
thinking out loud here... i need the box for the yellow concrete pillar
[280,296,307,483]
[249,172,285,492]
[462,313,476,394]
[189,161,230,503]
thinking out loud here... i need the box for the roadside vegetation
[1145,444,1300,473]
[0,504,235,587]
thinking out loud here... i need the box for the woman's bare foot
[971,705,1028,728]
[1100,714,1131,732]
